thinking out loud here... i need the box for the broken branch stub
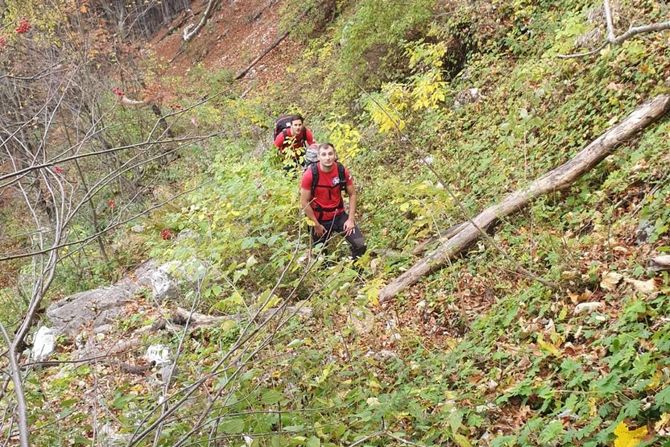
[378,94,670,302]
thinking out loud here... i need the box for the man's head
[290,114,304,136]
[318,143,337,169]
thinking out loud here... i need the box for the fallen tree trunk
[379,94,670,302]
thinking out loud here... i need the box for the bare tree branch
[0,324,29,447]
[0,133,217,184]
[558,2,670,58]
[0,179,206,262]
[604,0,617,42]
[355,79,558,291]
[610,20,670,44]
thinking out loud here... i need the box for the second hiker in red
[274,114,315,168]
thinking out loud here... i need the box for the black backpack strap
[310,163,319,198]
[337,162,346,191]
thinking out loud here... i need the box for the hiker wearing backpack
[274,114,315,168]
[300,143,366,259]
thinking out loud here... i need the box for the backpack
[310,162,347,197]
[304,144,319,165]
[309,162,347,220]
[273,115,295,139]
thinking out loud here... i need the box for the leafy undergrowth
[14,0,670,445]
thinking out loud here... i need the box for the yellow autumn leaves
[613,421,647,447]
[366,41,448,134]
[612,413,670,445]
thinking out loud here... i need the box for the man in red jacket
[300,143,366,259]
[274,114,315,167]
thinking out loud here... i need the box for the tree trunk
[183,0,218,42]
[378,94,670,302]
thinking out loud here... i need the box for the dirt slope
[147,0,302,89]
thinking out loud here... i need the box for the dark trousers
[311,212,367,259]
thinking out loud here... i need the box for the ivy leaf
[261,389,283,405]
[613,421,647,447]
[219,418,244,434]
[539,420,564,444]
[656,386,670,408]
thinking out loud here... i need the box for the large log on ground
[379,94,670,302]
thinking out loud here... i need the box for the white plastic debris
[145,344,171,366]
[574,302,604,315]
[145,345,174,384]
[32,326,55,362]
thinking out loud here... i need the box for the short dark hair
[318,143,336,153]
[291,114,304,123]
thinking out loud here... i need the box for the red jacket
[274,128,315,153]
[301,163,353,221]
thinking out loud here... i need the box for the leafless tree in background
[0,7,219,444]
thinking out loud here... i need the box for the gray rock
[176,229,196,241]
[151,261,181,301]
[348,307,375,334]
[48,259,208,338]
[150,259,208,301]
[636,219,654,244]
[94,324,113,334]
[47,262,156,337]
[374,349,397,361]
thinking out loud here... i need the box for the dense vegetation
[1,0,669,445]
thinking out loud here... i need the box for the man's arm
[274,133,285,150]
[300,188,326,236]
[343,183,357,236]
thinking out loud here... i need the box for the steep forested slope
[1,0,670,446]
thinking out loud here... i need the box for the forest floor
[147,0,301,92]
